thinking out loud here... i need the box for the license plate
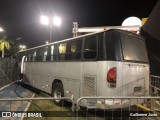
[134,86,142,92]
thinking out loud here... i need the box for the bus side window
[50,45,57,61]
[98,33,104,60]
[84,36,97,59]
[46,46,51,61]
[70,39,82,60]
[25,57,28,62]
[25,52,28,62]
[65,42,71,60]
[43,47,48,61]
[29,54,31,61]
[58,43,67,60]
[33,51,36,62]
[26,51,33,62]
[105,31,122,61]
[36,48,44,61]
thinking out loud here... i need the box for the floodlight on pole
[19,45,26,50]
[40,15,62,43]
[53,16,61,26]
[41,16,49,25]
[23,45,26,49]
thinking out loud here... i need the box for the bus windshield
[121,33,148,63]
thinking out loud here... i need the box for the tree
[0,35,10,58]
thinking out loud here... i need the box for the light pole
[40,15,61,43]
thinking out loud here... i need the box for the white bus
[18,29,149,108]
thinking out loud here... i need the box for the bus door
[21,55,31,84]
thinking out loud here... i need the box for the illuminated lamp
[122,16,142,26]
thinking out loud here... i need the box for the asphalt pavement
[0,82,34,120]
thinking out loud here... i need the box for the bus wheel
[52,82,64,106]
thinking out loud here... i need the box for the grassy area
[23,92,85,120]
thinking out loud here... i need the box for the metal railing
[76,97,160,120]
[150,75,160,96]
[0,75,160,120]
[0,96,159,120]
[0,58,19,88]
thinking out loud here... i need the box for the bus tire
[52,82,64,106]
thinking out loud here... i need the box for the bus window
[65,43,71,60]
[26,50,33,62]
[51,45,54,55]
[70,39,82,60]
[50,45,57,61]
[36,48,44,61]
[105,31,122,61]
[59,43,66,54]
[46,46,51,61]
[43,47,48,61]
[58,43,67,60]
[121,33,148,63]
[29,54,31,61]
[98,33,104,60]
[71,42,76,53]
[33,51,36,62]
[84,36,97,59]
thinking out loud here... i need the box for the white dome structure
[122,16,142,26]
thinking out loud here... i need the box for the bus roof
[19,30,104,52]
[19,27,141,53]
[76,25,140,33]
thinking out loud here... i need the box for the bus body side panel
[95,61,149,109]
[122,62,149,106]
[22,62,82,101]
[52,62,82,101]
[122,62,149,97]
[97,61,149,97]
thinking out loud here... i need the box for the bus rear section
[97,30,149,109]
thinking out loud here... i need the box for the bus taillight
[107,67,116,88]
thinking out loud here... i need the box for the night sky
[0,0,158,48]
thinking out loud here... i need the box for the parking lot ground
[0,82,34,111]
